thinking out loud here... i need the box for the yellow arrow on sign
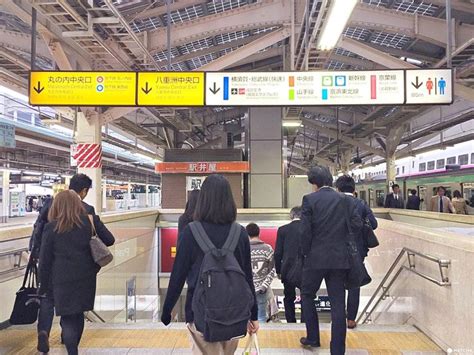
[29,71,137,106]
[137,72,205,106]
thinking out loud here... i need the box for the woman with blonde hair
[38,190,115,355]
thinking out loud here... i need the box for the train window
[397,167,399,175]
[436,159,445,169]
[427,161,435,170]
[447,156,456,165]
[419,162,426,172]
[412,161,415,168]
[402,166,405,174]
[458,154,468,165]
[471,153,474,164]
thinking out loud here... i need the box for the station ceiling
[0,0,473,175]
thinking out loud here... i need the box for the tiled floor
[0,323,442,355]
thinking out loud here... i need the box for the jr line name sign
[29,69,453,107]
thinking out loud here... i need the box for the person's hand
[247,320,259,334]
[161,312,171,326]
[29,253,38,264]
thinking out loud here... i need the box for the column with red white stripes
[75,111,103,213]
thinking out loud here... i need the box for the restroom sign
[405,69,453,104]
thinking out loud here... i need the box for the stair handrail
[357,247,451,324]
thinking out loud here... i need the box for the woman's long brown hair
[48,190,86,233]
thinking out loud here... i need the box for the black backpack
[189,222,254,342]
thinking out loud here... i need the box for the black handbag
[343,197,372,290]
[10,261,41,325]
[363,221,379,248]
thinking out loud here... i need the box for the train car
[353,141,474,210]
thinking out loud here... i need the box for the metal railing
[357,247,451,324]
[85,310,106,323]
[0,248,29,277]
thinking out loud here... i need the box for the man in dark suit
[30,173,95,353]
[406,189,421,210]
[300,166,362,354]
[275,206,302,323]
[336,175,378,330]
[384,184,404,209]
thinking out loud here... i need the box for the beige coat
[452,198,468,215]
[430,195,455,213]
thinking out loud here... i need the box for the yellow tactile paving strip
[0,328,440,354]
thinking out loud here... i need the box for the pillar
[340,150,352,175]
[145,184,150,208]
[386,154,397,194]
[1,170,10,223]
[248,107,283,208]
[102,180,107,212]
[76,112,102,213]
[384,125,406,194]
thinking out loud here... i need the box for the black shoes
[37,331,50,353]
[300,337,321,348]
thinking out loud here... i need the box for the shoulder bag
[9,261,41,324]
[363,220,379,248]
[343,196,372,290]
[88,215,113,267]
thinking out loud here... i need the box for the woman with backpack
[161,174,258,354]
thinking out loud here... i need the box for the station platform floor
[0,323,442,355]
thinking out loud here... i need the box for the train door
[462,183,474,205]
[375,190,385,207]
[368,189,375,208]
[419,186,427,210]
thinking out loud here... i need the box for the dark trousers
[38,292,55,335]
[346,287,360,321]
[301,269,347,355]
[61,313,85,355]
[283,282,297,323]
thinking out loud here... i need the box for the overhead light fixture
[23,170,42,176]
[282,120,303,127]
[317,0,358,51]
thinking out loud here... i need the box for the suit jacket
[406,195,421,210]
[275,219,302,281]
[384,193,405,209]
[30,196,96,258]
[300,188,362,270]
[430,196,455,213]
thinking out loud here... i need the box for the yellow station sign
[137,72,205,106]
[29,71,136,106]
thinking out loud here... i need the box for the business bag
[363,220,379,248]
[9,261,40,325]
[283,253,303,288]
[88,215,113,267]
[343,196,372,290]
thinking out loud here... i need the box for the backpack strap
[189,222,216,253]
[222,223,241,253]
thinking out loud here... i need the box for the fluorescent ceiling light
[23,170,42,175]
[317,0,358,51]
[282,120,302,127]
[0,168,22,174]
